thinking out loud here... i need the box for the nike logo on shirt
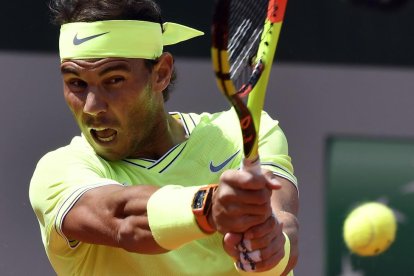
[209,150,240,173]
[73,32,109,45]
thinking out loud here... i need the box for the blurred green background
[326,137,414,275]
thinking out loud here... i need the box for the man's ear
[152,52,173,93]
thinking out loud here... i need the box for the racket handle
[241,158,261,175]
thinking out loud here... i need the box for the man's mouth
[90,128,117,143]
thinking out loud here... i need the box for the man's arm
[61,184,167,254]
[61,170,299,270]
[61,177,278,256]
[270,176,299,275]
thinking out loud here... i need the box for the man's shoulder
[174,109,235,120]
[198,109,275,124]
[189,109,237,125]
[170,110,236,136]
[187,109,242,143]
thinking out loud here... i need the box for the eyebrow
[60,63,132,76]
[98,64,132,76]
[61,67,79,76]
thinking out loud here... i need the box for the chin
[84,134,125,161]
[94,149,125,161]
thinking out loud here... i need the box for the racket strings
[228,0,268,90]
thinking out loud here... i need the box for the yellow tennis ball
[343,202,397,256]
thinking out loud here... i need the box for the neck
[132,112,187,160]
[165,113,188,147]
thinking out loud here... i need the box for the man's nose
[83,89,107,116]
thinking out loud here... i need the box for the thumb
[264,172,282,190]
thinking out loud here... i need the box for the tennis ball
[343,202,397,256]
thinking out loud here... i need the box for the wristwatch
[192,184,218,233]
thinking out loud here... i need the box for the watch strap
[192,184,218,233]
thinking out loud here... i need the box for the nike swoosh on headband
[73,32,109,45]
[209,150,240,173]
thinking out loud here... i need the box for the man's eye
[106,76,125,85]
[68,79,87,90]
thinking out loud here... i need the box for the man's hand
[222,215,287,272]
[208,169,281,234]
[209,170,298,274]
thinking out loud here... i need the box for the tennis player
[29,0,299,275]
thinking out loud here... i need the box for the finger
[237,249,260,272]
[236,259,256,272]
[237,238,252,252]
[237,218,285,260]
[223,202,273,217]
[216,185,272,205]
[219,213,272,233]
[223,232,243,260]
[220,170,271,191]
[263,171,283,190]
[239,249,262,263]
[257,231,286,263]
[249,244,287,273]
[235,229,288,273]
[237,235,287,273]
[238,232,276,252]
[237,219,281,254]
[244,214,282,240]
[212,192,273,230]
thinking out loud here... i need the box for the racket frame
[211,0,288,173]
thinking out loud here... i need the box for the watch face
[193,190,207,209]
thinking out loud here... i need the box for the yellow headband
[59,20,204,60]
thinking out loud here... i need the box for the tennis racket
[211,0,287,174]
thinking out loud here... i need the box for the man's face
[60,58,164,161]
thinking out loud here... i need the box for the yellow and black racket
[211,0,287,174]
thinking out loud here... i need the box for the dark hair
[50,0,176,102]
